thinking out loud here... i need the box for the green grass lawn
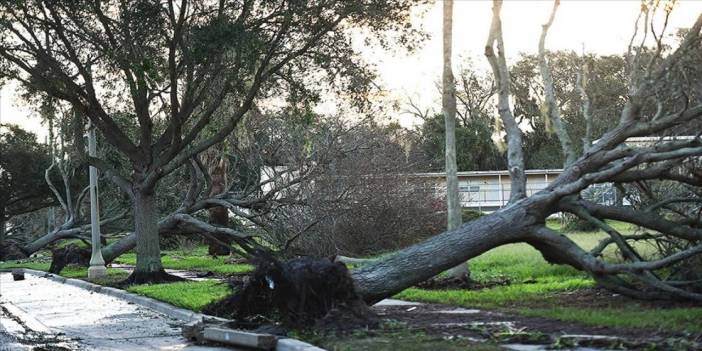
[0,260,131,285]
[114,247,253,274]
[127,280,231,311]
[0,261,51,271]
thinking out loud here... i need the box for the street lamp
[87,122,106,279]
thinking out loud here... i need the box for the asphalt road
[0,272,229,350]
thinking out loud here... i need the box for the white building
[412,169,563,212]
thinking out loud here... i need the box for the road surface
[0,272,228,350]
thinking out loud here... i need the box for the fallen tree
[353,0,702,303]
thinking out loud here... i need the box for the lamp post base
[88,265,107,279]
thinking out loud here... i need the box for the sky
[2,0,701,139]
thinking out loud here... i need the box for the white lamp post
[87,122,107,279]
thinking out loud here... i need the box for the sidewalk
[0,272,230,351]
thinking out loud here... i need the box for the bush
[260,121,444,257]
[265,179,445,257]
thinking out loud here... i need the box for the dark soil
[116,269,185,287]
[49,244,90,274]
[372,302,695,349]
[203,256,378,331]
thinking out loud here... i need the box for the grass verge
[114,251,253,274]
[519,307,702,333]
[126,280,231,311]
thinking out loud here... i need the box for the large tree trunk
[102,232,136,263]
[207,207,231,256]
[205,150,232,257]
[352,201,539,303]
[124,188,177,284]
[0,215,6,258]
[21,231,58,256]
[442,0,469,280]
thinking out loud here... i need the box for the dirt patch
[372,302,698,349]
[116,269,185,287]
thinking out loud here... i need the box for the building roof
[411,169,563,178]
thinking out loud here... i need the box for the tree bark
[102,233,136,263]
[207,207,231,256]
[352,203,536,303]
[442,0,469,280]
[537,0,576,166]
[485,0,527,202]
[131,188,166,280]
[0,215,6,258]
[206,152,231,256]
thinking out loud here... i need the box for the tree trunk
[0,216,6,259]
[207,207,231,256]
[124,189,176,284]
[21,231,58,256]
[205,149,232,256]
[102,232,136,263]
[442,0,469,280]
[352,202,538,303]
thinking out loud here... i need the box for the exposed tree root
[117,269,185,287]
[48,244,90,274]
[204,256,378,331]
[0,242,28,261]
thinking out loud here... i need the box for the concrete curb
[1,268,326,350]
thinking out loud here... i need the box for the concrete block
[203,327,277,350]
[182,320,205,342]
[11,269,24,281]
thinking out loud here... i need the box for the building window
[460,185,480,192]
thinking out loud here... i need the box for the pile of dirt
[204,256,378,331]
[48,244,90,274]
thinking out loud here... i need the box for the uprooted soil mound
[203,256,378,331]
[49,244,90,274]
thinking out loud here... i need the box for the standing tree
[0,124,53,258]
[0,0,420,283]
[202,145,232,257]
[442,0,469,280]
